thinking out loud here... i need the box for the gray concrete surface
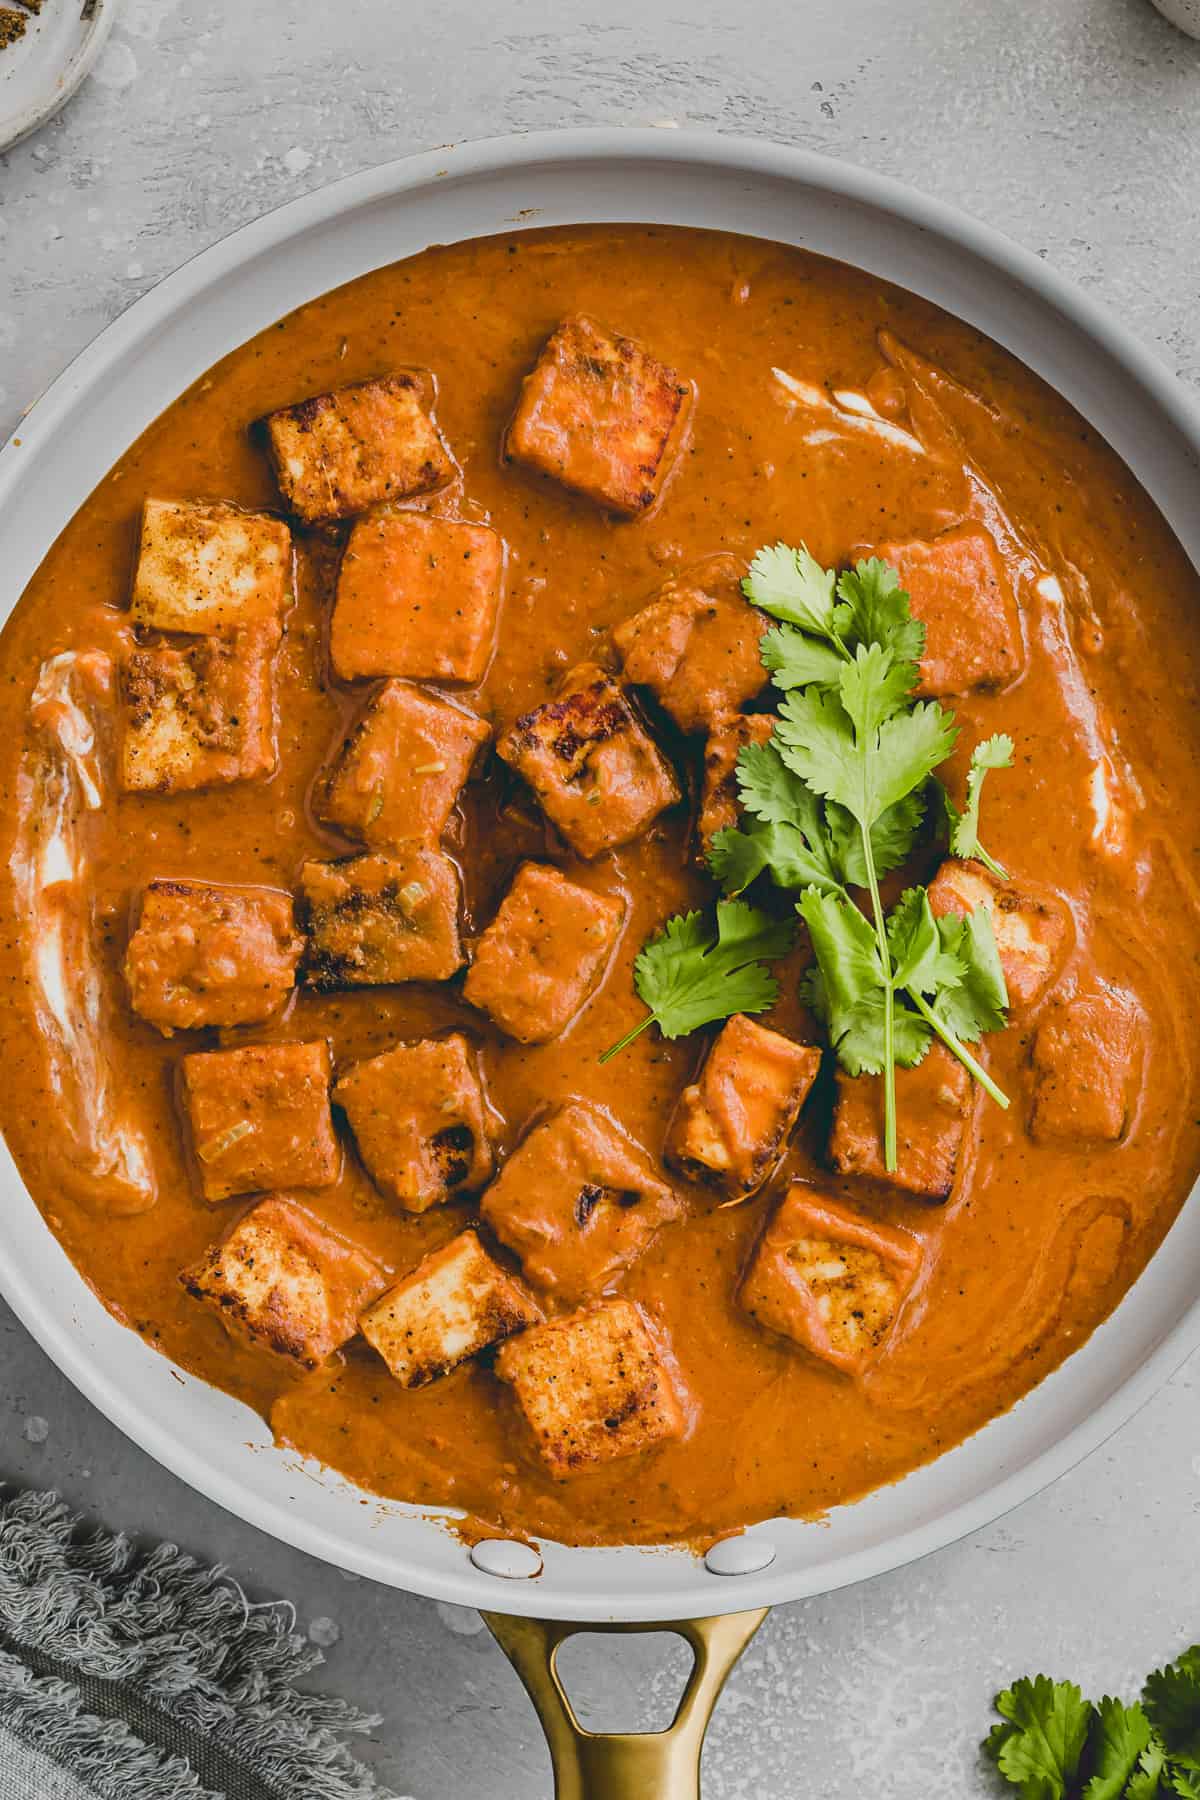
[2,1,1200,1793]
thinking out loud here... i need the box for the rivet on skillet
[704,1537,777,1577]
[470,1538,543,1579]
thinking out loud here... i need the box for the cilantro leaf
[1126,1743,1167,1799]
[708,821,843,899]
[796,888,887,1075]
[1082,1699,1154,1799]
[735,738,823,831]
[929,906,1009,1041]
[599,900,793,1062]
[1145,1649,1200,1771]
[839,640,916,738]
[987,1676,1093,1799]
[886,887,965,995]
[833,556,926,667]
[775,684,956,833]
[1169,1768,1200,1799]
[950,733,1014,878]
[761,623,846,691]
[743,541,839,636]
[827,789,927,883]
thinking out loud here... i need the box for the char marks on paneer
[360,1229,541,1389]
[330,513,504,684]
[335,1033,494,1212]
[261,373,454,526]
[739,1186,921,1375]
[118,631,278,793]
[183,1195,384,1369]
[612,561,767,732]
[462,862,625,1044]
[316,680,490,851]
[871,522,1024,697]
[125,879,302,1033]
[181,1040,339,1203]
[131,500,292,639]
[928,858,1069,1009]
[829,1043,974,1202]
[497,661,680,859]
[299,848,463,990]
[481,1102,682,1301]
[1030,987,1144,1144]
[505,315,690,517]
[495,1298,689,1475]
[696,712,775,858]
[666,1015,821,1201]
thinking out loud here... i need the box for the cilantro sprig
[735,542,1011,1168]
[985,1643,1200,1798]
[598,900,794,1065]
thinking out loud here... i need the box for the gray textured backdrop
[2,2,1199,1795]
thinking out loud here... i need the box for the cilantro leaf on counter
[986,1676,1092,1799]
[945,732,1015,877]
[598,900,794,1063]
[1083,1700,1155,1800]
[1143,1649,1200,1772]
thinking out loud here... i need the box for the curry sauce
[2,224,1199,1547]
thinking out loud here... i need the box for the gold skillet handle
[482,1608,768,1799]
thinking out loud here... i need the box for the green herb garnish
[984,1641,1200,1798]
[598,899,794,1064]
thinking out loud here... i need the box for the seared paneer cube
[261,372,454,526]
[131,499,292,638]
[299,849,463,990]
[739,1186,921,1375]
[506,316,690,517]
[360,1229,540,1389]
[666,1015,821,1200]
[119,631,277,793]
[495,1297,688,1475]
[335,1033,493,1212]
[496,662,680,859]
[125,879,302,1033]
[316,680,490,850]
[612,565,767,732]
[481,1102,682,1301]
[829,1044,974,1202]
[697,712,775,858]
[183,1194,383,1369]
[462,863,625,1044]
[928,858,1068,1009]
[181,1040,339,1203]
[872,523,1023,697]
[1030,987,1144,1144]
[330,513,504,684]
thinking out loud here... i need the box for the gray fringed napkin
[0,1489,393,1800]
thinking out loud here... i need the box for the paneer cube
[481,1102,682,1301]
[335,1033,494,1211]
[316,680,490,850]
[1030,987,1144,1143]
[181,1040,339,1203]
[612,565,767,732]
[495,1297,688,1475]
[182,1194,383,1369]
[360,1229,540,1389]
[261,372,454,526]
[330,513,504,684]
[506,316,690,517]
[119,631,277,793]
[462,862,625,1044]
[124,879,302,1033]
[496,662,680,859]
[871,523,1023,697]
[299,849,462,991]
[130,499,292,638]
[928,858,1068,1009]
[739,1186,921,1375]
[828,1043,974,1201]
[697,712,775,857]
[665,1015,822,1200]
